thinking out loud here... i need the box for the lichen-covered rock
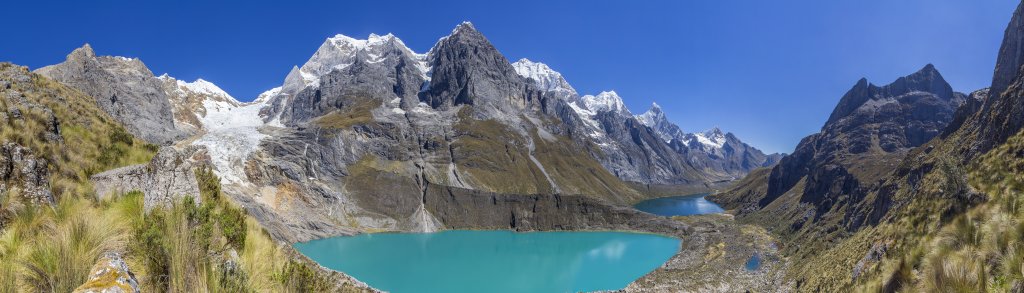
[73,252,140,293]
[91,146,204,210]
[0,142,53,204]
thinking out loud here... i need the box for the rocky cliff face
[420,23,545,115]
[962,2,1024,158]
[34,45,186,144]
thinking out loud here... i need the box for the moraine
[294,230,680,293]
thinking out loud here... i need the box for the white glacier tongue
[580,91,630,115]
[192,98,271,185]
[511,58,577,96]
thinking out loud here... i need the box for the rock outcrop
[34,44,186,144]
[0,142,53,204]
[91,146,205,210]
[73,252,140,293]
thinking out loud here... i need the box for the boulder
[73,252,140,293]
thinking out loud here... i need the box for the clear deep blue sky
[1,1,1018,153]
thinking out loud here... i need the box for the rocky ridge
[34,45,186,144]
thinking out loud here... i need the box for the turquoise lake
[294,230,681,293]
[633,193,725,216]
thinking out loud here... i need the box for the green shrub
[195,167,221,202]
[274,260,331,293]
[109,127,134,146]
[217,206,246,250]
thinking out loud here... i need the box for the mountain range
[31,22,779,242]
[11,4,1024,290]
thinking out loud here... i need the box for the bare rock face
[91,146,204,210]
[279,35,426,124]
[34,44,185,144]
[0,142,53,204]
[420,22,546,115]
[967,2,1024,158]
[73,252,140,293]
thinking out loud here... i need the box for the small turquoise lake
[633,193,725,216]
[294,230,680,293]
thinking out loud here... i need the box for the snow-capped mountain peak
[176,78,236,102]
[255,87,281,104]
[693,127,727,149]
[581,91,630,115]
[636,102,666,127]
[280,32,423,96]
[512,58,577,96]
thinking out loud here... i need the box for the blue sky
[1,1,1018,154]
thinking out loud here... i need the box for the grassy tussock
[0,197,128,292]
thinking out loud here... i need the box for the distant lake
[633,193,725,216]
[294,230,680,293]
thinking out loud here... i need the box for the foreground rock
[73,252,140,293]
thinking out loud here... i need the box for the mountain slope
[709,64,969,290]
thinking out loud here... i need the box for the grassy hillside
[845,128,1024,291]
[0,63,155,204]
